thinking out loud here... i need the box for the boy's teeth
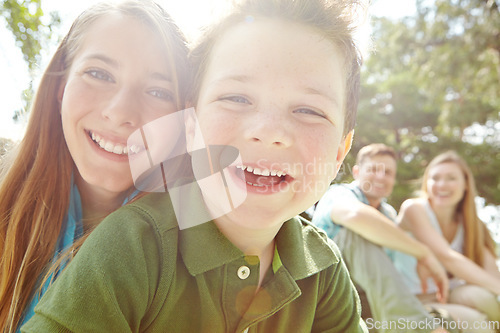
[237,165,287,177]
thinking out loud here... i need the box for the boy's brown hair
[355,143,397,166]
[188,0,365,137]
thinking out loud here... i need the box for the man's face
[354,155,397,206]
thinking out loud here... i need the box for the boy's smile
[194,18,352,231]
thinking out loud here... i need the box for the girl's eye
[149,89,174,102]
[293,108,326,118]
[85,69,114,83]
[220,95,250,104]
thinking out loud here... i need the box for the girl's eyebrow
[82,53,172,82]
[150,72,172,82]
[83,53,119,68]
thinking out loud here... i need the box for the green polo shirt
[23,192,367,333]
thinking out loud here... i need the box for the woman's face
[426,162,467,208]
[60,13,178,200]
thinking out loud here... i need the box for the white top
[393,200,465,294]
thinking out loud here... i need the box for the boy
[24,0,367,331]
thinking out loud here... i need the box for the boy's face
[193,19,351,230]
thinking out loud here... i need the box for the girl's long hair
[421,151,497,266]
[0,1,189,330]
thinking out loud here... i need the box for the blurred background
[0,0,498,246]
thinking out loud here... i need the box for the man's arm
[330,196,448,302]
[331,198,427,258]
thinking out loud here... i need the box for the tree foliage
[338,0,500,210]
[0,0,60,120]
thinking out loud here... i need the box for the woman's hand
[416,250,449,303]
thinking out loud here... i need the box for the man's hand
[416,252,449,303]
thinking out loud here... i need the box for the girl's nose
[101,88,140,127]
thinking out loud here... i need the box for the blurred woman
[396,151,500,332]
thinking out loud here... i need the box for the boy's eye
[293,108,326,118]
[85,69,114,83]
[148,89,174,102]
[219,95,250,104]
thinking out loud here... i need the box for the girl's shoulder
[400,197,427,212]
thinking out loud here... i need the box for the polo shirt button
[237,266,250,280]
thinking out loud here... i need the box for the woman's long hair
[0,1,189,330]
[421,151,497,266]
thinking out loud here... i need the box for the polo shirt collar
[179,216,339,280]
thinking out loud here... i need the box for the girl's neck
[430,200,459,225]
[75,177,130,231]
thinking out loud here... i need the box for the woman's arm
[399,199,500,296]
[483,246,500,279]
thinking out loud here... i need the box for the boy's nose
[244,108,293,148]
[101,88,140,127]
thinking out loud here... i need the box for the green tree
[0,137,14,158]
[339,0,500,210]
[0,0,60,120]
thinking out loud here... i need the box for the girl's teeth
[113,145,124,154]
[104,142,114,152]
[91,131,128,156]
[98,139,107,149]
[129,145,140,154]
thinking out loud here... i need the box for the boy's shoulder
[117,192,179,234]
[277,215,342,280]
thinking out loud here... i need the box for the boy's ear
[335,130,353,172]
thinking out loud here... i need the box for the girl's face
[60,13,177,200]
[193,19,351,231]
[427,162,467,208]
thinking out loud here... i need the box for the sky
[0,0,417,141]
